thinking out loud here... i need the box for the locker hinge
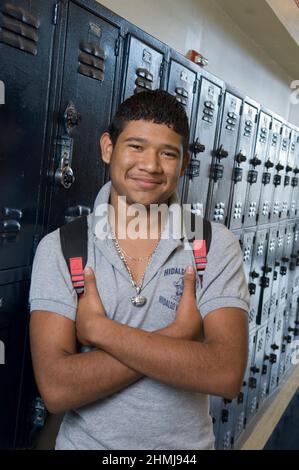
[32,234,40,257]
[159,59,166,78]
[193,79,198,94]
[115,37,120,56]
[239,104,243,116]
[218,93,223,107]
[269,120,273,130]
[52,2,60,25]
[255,112,258,123]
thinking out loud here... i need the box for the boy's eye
[130,144,143,150]
[162,151,177,158]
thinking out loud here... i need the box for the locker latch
[247,170,258,184]
[210,163,224,182]
[54,136,75,189]
[233,167,243,183]
[262,172,271,185]
[273,174,281,187]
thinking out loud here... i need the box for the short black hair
[108,89,190,154]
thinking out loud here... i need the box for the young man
[29,90,249,450]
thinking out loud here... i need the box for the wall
[97,0,299,126]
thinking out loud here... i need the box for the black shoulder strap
[60,215,88,297]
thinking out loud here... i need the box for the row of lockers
[211,218,299,449]
[1,0,299,277]
[1,0,299,449]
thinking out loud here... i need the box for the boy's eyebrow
[123,137,181,154]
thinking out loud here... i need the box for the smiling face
[100,120,190,208]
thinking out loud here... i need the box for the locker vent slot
[134,68,153,93]
[0,3,40,56]
[78,42,105,81]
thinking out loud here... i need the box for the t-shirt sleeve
[29,229,77,321]
[197,222,250,319]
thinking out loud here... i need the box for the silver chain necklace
[110,228,160,307]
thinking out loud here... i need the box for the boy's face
[100,120,190,207]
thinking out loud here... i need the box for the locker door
[243,111,271,228]
[0,0,56,269]
[246,324,267,424]
[286,129,299,219]
[46,1,121,231]
[229,99,259,230]
[248,229,268,331]
[208,90,242,225]
[186,71,224,218]
[166,56,198,202]
[257,226,277,327]
[0,278,30,448]
[266,117,283,223]
[271,124,291,222]
[258,116,282,225]
[122,35,165,100]
[258,320,275,406]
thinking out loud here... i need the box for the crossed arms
[30,266,248,414]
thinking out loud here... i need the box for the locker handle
[190,138,205,155]
[215,145,228,160]
[0,220,21,234]
[0,207,22,220]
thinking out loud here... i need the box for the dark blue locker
[46,0,122,231]
[0,0,57,269]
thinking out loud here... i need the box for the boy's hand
[76,267,106,345]
[173,266,203,341]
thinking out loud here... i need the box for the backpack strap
[59,215,88,298]
[188,211,212,286]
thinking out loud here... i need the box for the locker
[268,308,285,394]
[45,0,122,231]
[258,319,276,406]
[166,51,199,202]
[186,70,224,218]
[228,98,259,230]
[257,226,277,326]
[248,228,268,330]
[245,324,267,424]
[0,0,57,269]
[233,331,255,443]
[207,88,242,225]
[287,128,299,219]
[121,34,166,101]
[258,114,282,225]
[271,123,291,222]
[0,276,31,448]
[243,111,272,228]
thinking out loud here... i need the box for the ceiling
[214,0,299,79]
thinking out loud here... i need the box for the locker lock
[189,138,205,155]
[54,136,75,189]
[273,174,281,187]
[262,364,267,375]
[250,156,261,167]
[262,172,271,185]
[221,409,229,423]
[237,392,244,404]
[233,167,243,183]
[269,353,277,364]
[248,377,257,389]
[261,276,270,288]
[235,152,246,164]
[247,170,258,184]
[215,145,228,160]
[210,163,224,182]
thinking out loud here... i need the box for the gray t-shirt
[29,181,250,450]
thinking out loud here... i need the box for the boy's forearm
[46,323,177,414]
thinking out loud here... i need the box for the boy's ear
[100,132,113,164]
[180,151,191,177]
